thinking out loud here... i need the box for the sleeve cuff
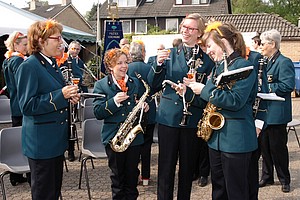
[255,119,264,130]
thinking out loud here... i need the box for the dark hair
[252,35,261,46]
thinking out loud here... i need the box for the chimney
[298,17,300,28]
[62,0,72,6]
[29,0,36,10]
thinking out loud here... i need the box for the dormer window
[192,0,209,4]
[175,0,182,4]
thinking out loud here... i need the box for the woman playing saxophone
[186,21,258,200]
[93,48,149,199]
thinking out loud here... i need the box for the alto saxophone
[196,52,227,141]
[110,73,150,152]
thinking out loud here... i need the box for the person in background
[188,21,258,199]
[2,31,29,186]
[251,35,261,52]
[147,13,214,199]
[119,38,130,49]
[93,48,149,199]
[67,41,88,93]
[128,40,157,186]
[172,38,182,48]
[16,19,80,200]
[258,29,295,193]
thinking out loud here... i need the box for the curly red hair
[103,48,129,73]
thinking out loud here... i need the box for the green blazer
[265,51,295,125]
[147,45,214,128]
[93,74,144,146]
[128,60,157,124]
[2,56,24,117]
[16,53,69,159]
[200,53,258,153]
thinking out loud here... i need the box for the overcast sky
[1,0,104,16]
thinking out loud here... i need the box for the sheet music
[215,66,254,86]
[257,93,285,101]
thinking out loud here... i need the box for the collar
[111,74,129,90]
[268,50,280,64]
[39,52,53,65]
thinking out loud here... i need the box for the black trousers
[28,155,64,200]
[248,147,260,200]
[209,148,252,200]
[260,124,290,185]
[140,123,155,179]
[105,145,141,200]
[194,138,210,178]
[157,124,199,200]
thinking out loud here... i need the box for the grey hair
[260,29,281,49]
[129,41,145,61]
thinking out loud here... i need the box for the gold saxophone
[110,73,150,152]
[196,52,227,142]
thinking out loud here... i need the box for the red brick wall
[281,41,300,62]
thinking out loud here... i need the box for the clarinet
[67,56,78,141]
[253,57,265,117]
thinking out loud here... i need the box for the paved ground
[1,98,300,200]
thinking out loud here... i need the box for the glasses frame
[181,25,199,33]
[48,36,62,42]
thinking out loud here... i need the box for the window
[145,0,153,2]
[117,0,136,7]
[135,19,147,34]
[192,0,208,4]
[175,0,182,4]
[122,20,131,34]
[166,18,178,33]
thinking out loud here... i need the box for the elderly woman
[2,31,29,186]
[16,19,80,200]
[93,48,148,199]
[188,21,258,199]
[258,29,295,193]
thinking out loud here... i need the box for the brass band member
[147,13,214,199]
[258,29,295,193]
[16,19,80,200]
[2,31,29,186]
[188,21,258,199]
[93,48,149,199]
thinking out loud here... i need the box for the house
[207,13,300,61]
[25,0,93,34]
[96,0,231,36]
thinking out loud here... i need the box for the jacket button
[65,119,68,122]
[60,110,63,114]
[65,108,68,111]
[61,122,64,125]
[128,102,131,105]
[175,102,178,105]
[122,114,125,116]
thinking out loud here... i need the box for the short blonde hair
[27,19,63,55]
[260,29,281,49]
[4,31,27,51]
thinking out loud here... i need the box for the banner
[101,21,123,74]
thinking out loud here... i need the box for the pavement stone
[1,97,300,200]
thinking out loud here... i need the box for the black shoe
[198,176,208,187]
[259,179,274,187]
[281,184,290,193]
[10,174,27,186]
[192,174,199,181]
[68,152,75,162]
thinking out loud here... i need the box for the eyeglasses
[48,36,62,42]
[181,25,199,33]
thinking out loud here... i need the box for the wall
[281,41,300,61]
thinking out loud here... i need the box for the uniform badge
[267,75,273,83]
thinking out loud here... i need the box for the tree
[232,0,300,25]
[86,3,100,21]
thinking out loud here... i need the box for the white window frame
[121,20,131,34]
[175,0,183,4]
[192,0,208,4]
[135,19,147,34]
[117,0,136,7]
[166,18,178,33]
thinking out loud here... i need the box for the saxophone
[110,73,150,152]
[196,52,227,141]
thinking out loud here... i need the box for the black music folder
[215,66,254,87]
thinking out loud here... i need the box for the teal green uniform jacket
[200,55,258,153]
[147,46,214,128]
[128,60,156,125]
[2,56,24,117]
[93,75,144,146]
[266,51,295,125]
[16,53,69,159]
